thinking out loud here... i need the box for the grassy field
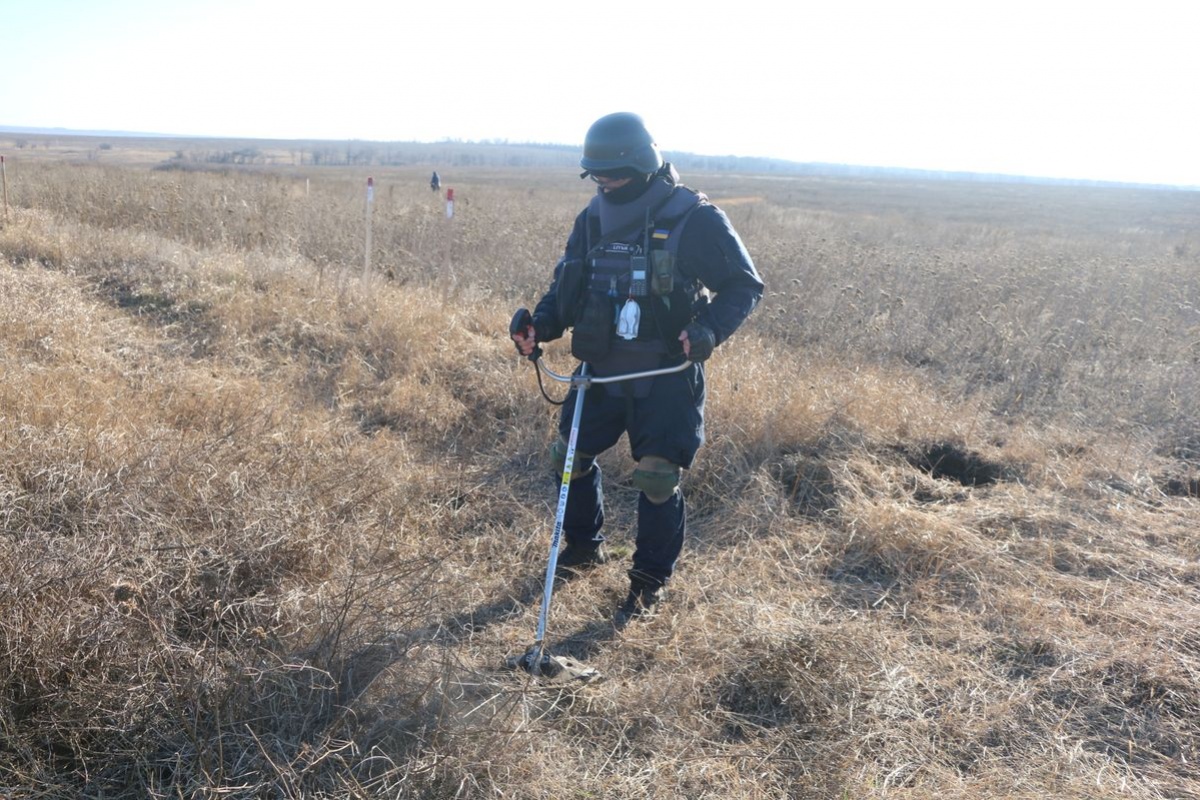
[1,137,1198,798]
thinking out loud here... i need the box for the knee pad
[633,455,682,504]
[549,437,595,481]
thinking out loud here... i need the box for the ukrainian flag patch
[652,228,669,239]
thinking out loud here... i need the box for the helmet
[580,112,663,175]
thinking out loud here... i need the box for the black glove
[682,321,716,362]
[509,308,542,361]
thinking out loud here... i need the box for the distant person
[511,112,763,626]
[430,171,441,192]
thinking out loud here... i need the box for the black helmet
[580,112,663,175]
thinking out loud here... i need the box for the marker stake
[363,177,374,282]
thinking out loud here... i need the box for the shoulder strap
[664,197,707,256]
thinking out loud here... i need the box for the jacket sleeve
[679,204,764,347]
[531,210,589,342]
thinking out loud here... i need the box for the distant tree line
[7,129,1182,188]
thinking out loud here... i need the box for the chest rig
[568,184,706,368]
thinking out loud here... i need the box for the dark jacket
[533,169,764,352]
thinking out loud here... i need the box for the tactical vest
[569,185,706,369]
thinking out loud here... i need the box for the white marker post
[362,176,374,282]
[445,187,454,219]
[1,156,8,223]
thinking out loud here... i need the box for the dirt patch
[1157,473,1199,498]
[95,276,217,357]
[907,443,1015,487]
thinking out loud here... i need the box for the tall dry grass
[1,152,1198,798]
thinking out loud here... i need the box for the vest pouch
[555,258,586,328]
[650,250,675,296]
[570,294,613,363]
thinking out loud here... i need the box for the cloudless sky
[3,0,1197,186]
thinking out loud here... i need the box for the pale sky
[2,0,1197,186]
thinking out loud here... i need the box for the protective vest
[569,184,706,369]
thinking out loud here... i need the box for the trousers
[557,363,705,587]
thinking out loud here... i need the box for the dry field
[1,140,1199,799]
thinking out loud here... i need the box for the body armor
[569,182,706,379]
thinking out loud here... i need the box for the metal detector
[506,309,691,681]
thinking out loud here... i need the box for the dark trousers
[561,463,686,587]
[557,364,704,587]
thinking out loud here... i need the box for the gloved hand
[509,308,542,360]
[679,321,716,362]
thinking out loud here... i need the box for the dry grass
[1,148,1198,798]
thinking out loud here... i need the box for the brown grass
[1,143,1198,798]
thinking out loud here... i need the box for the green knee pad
[633,456,682,504]
[549,437,594,481]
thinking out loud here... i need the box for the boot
[554,542,609,579]
[613,579,665,628]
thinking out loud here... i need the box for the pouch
[555,258,586,328]
[570,294,613,363]
[651,250,675,296]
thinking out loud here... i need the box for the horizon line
[1,124,1195,192]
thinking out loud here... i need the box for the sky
[2,0,1197,186]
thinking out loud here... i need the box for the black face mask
[600,172,653,204]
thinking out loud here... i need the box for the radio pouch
[650,250,675,296]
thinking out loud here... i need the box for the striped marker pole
[445,187,454,219]
[1,156,8,222]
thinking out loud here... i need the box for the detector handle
[535,355,691,390]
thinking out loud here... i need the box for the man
[512,112,763,627]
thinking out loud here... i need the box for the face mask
[599,173,653,204]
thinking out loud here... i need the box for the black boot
[613,579,665,627]
[554,542,609,579]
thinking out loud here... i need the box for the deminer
[511,112,764,626]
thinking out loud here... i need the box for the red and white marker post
[445,187,454,219]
